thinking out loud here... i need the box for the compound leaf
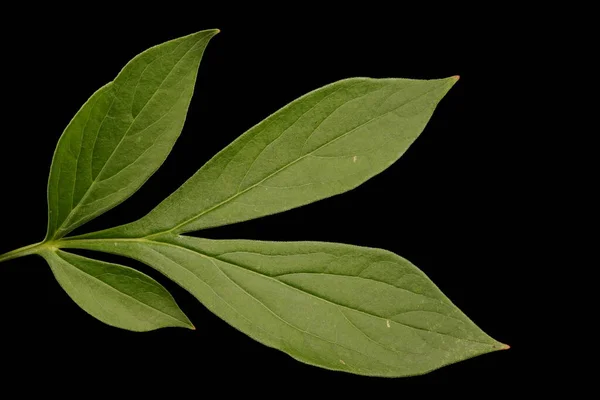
[0,29,506,378]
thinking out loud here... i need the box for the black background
[0,10,522,388]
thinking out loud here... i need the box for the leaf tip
[500,343,510,350]
[452,75,460,81]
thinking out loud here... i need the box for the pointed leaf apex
[452,75,460,81]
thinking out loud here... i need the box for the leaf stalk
[0,242,47,264]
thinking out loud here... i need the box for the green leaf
[61,235,505,377]
[46,29,218,240]
[40,248,193,332]
[81,76,458,239]
[0,31,506,378]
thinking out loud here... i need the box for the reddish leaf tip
[500,343,510,350]
[452,75,460,81]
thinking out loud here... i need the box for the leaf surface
[61,236,504,376]
[83,76,458,239]
[46,29,218,240]
[41,249,193,331]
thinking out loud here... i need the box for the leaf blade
[61,236,504,376]
[84,76,457,239]
[40,249,193,332]
[46,29,218,239]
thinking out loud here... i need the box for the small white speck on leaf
[386,319,391,328]
[353,156,358,163]
[339,359,346,365]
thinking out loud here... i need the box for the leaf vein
[236,82,364,192]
